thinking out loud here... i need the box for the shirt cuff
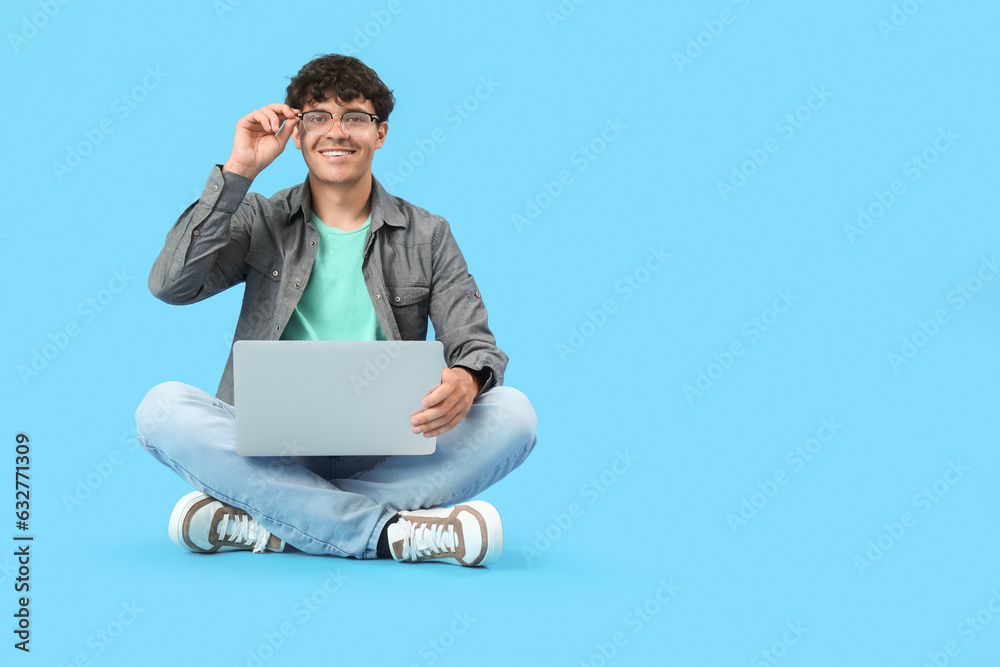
[456,365,494,395]
[204,164,252,214]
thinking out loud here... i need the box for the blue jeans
[135,381,537,558]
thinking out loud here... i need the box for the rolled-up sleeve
[428,219,508,391]
[148,165,254,305]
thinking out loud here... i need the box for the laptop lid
[233,340,444,456]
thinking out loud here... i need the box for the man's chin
[307,168,371,190]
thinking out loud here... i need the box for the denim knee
[134,381,200,454]
[484,385,538,456]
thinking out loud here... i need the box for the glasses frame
[295,111,381,137]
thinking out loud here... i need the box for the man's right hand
[222,103,300,180]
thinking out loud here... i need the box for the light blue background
[3,0,999,665]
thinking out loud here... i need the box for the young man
[134,55,536,567]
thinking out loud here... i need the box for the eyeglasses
[296,111,380,137]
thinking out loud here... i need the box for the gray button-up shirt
[149,165,507,405]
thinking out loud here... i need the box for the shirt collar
[294,175,407,231]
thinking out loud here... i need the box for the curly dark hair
[285,54,395,122]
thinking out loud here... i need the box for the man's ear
[375,121,388,150]
[291,123,302,150]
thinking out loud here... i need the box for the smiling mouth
[320,149,355,157]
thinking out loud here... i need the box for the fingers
[410,367,475,436]
[264,102,299,118]
[418,416,460,438]
[275,116,298,147]
[226,104,300,179]
[420,380,454,409]
[410,405,440,432]
[411,394,469,436]
[240,104,300,134]
[413,405,463,438]
[250,109,280,134]
[262,103,300,132]
[412,402,456,428]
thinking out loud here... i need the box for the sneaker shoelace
[399,518,459,562]
[217,512,272,553]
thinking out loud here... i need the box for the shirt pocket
[385,282,430,340]
[244,247,282,326]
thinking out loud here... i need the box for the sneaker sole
[462,500,503,566]
[168,490,211,551]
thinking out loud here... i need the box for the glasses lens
[341,113,372,136]
[301,112,374,136]
[302,112,331,135]
[341,112,372,137]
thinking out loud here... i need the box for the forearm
[444,332,505,391]
[149,165,253,305]
[454,365,489,394]
[434,294,508,392]
[428,219,508,390]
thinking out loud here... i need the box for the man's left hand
[411,367,481,438]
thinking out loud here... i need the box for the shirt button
[475,290,481,298]
[294,281,301,288]
[192,229,200,236]
[375,293,381,300]
[212,185,219,192]
[394,296,401,302]
[275,325,280,332]
[310,240,316,246]
[272,270,279,277]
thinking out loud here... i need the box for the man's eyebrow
[305,107,372,115]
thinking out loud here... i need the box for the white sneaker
[168,491,285,554]
[388,501,502,567]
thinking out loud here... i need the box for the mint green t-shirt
[280,212,386,341]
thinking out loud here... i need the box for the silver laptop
[233,340,444,456]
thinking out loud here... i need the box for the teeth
[321,150,352,156]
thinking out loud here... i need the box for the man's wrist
[455,366,486,394]
[222,158,259,180]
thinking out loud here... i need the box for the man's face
[292,96,387,190]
